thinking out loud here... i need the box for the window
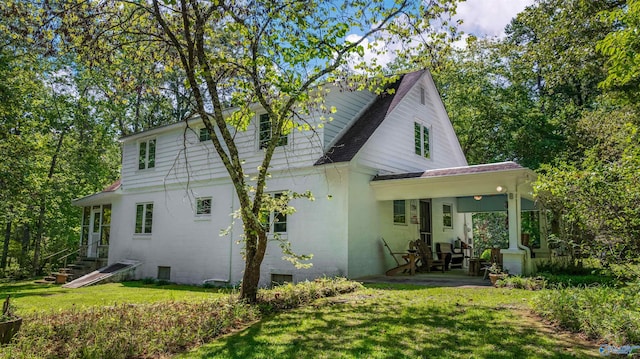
[135,203,154,234]
[414,122,430,158]
[393,200,406,224]
[157,266,171,281]
[138,139,156,170]
[271,273,293,286]
[420,87,426,105]
[196,197,212,216]
[199,128,211,142]
[443,203,453,228]
[260,193,287,233]
[81,207,90,245]
[101,205,111,245]
[259,113,287,149]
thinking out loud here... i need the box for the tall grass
[533,281,640,345]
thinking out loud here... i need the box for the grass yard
[0,280,600,358]
[181,284,599,359]
[1,280,229,313]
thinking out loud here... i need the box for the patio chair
[413,240,445,273]
[381,237,413,276]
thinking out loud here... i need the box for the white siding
[355,71,467,174]
[109,167,350,286]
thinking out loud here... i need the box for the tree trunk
[33,130,65,276]
[20,226,29,268]
[240,223,268,303]
[1,221,11,270]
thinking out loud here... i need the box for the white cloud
[456,0,535,38]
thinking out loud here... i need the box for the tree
[56,0,460,302]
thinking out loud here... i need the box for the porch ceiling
[370,162,536,201]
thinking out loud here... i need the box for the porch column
[502,191,527,275]
[507,191,520,250]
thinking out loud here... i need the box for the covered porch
[71,180,121,261]
[371,162,544,276]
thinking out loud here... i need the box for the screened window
[135,203,154,234]
[157,266,171,281]
[393,200,406,224]
[443,203,453,228]
[414,123,430,158]
[259,113,287,149]
[138,139,156,170]
[199,128,211,142]
[196,197,212,216]
[101,205,111,245]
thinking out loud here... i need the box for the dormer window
[414,122,430,158]
[259,113,287,149]
[138,139,156,170]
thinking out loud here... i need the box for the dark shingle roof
[372,162,525,181]
[315,70,426,165]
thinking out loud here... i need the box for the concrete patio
[356,269,492,288]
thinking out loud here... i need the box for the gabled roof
[314,69,426,165]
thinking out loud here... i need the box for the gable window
[199,128,211,142]
[443,203,453,229]
[260,192,287,233]
[135,202,154,234]
[196,197,212,216]
[420,87,426,105]
[138,139,156,170]
[414,122,430,158]
[393,200,406,224]
[259,113,287,149]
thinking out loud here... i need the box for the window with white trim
[260,192,287,233]
[259,113,287,149]
[138,138,156,170]
[196,197,212,216]
[135,202,154,234]
[199,128,211,142]
[393,200,406,224]
[414,122,430,158]
[443,203,453,228]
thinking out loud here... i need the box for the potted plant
[0,296,22,345]
[487,263,508,287]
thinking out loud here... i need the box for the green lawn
[1,280,230,313]
[181,284,599,359]
[1,281,599,358]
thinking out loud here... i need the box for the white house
[72,69,541,287]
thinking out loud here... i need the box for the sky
[456,0,536,38]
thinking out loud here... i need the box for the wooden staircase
[35,258,107,285]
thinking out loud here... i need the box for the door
[88,207,101,258]
[419,199,432,246]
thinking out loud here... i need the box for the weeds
[533,280,640,345]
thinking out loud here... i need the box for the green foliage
[533,282,640,345]
[472,213,508,257]
[495,276,547,290]
[597,0,640,89]
[257,277,363,312]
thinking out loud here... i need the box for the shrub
[495,276,547,290]
[533,281,640,345]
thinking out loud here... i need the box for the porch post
[507,192,520,250]
[502,190,527,275]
